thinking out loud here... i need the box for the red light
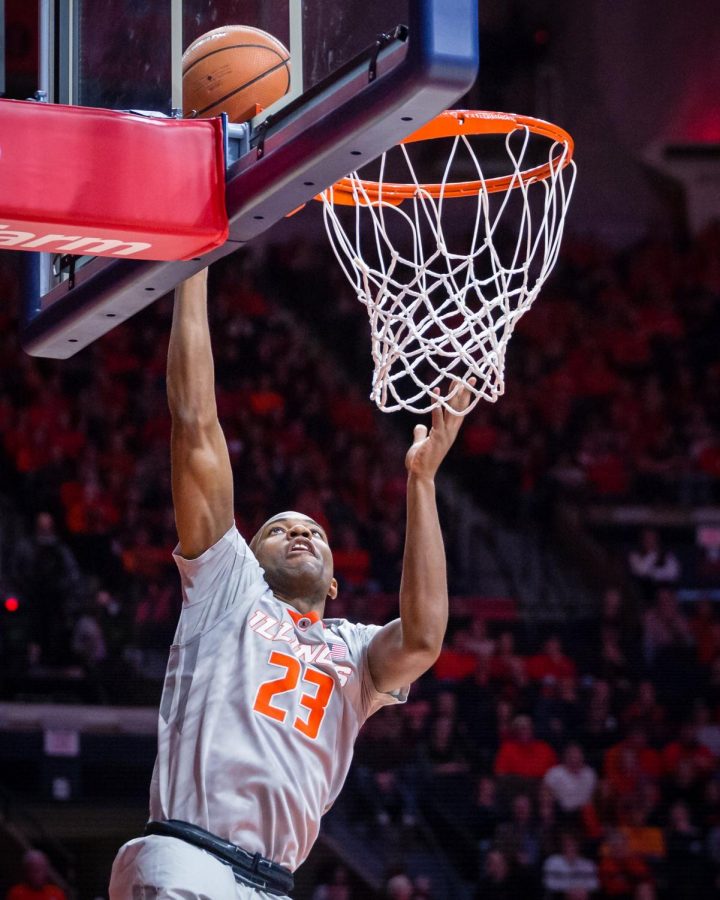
[534,28,550,45]
[4,597,19,613]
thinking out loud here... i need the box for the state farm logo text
[0,224,152,257]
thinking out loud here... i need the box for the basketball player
[109,269,474,898]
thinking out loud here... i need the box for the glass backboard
[15,0,478,357]
[59,0,410,116]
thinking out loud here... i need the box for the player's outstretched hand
[405,378,476,480]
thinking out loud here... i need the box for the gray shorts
[109,835,289,900]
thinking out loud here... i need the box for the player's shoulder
[323,615,374,632]
[323,616,382,650]
[173,522,249,564]
[173,524,267,593]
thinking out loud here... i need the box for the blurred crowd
[338,570,720,898]
[0,227,719,676]
[0,222,719,897]
[0,250,414,696]
[256,224,720,518]
[455,224,720,516]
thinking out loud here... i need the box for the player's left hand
[405,378,476,480]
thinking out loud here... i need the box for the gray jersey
[149,525,407,872]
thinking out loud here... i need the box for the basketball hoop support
[21,0,480,358]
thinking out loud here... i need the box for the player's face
[252,512,337,604]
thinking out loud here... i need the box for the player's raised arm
[367,380,475,693]
[167,269,234,559]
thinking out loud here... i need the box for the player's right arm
[167,269,234,559]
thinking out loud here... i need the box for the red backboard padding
[0,99,228,260]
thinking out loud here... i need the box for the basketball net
[320,111,577,415]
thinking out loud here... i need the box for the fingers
[444,377,477,426]
[456,376,477,406]
[431,387,443,433]
[418,379,476,451]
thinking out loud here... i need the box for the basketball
[182,25,291,123]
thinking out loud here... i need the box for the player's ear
[327,578,338,601]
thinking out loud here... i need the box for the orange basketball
[182,25,291,123]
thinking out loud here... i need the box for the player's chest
[240,607,357,740]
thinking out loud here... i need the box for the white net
[320,113,577,415]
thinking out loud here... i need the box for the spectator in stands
[534,676,584,748]
[543,743,598,816]
[311,864,352,900]
[384,874,413,900]
[495,714,558,780]
[694,534,720,587]
[369,523,404,593]
[419,705,470,776]
[62,467,121,543]
[690,423,720,496]
[664,801,710,900]
[354,707,406,772]
[383,872,432,900]
[120,526,173,582]
[433,621,480,683]
[692,700,720,758]
[330,523,371,591]
[492,699,516,749]
[71,604,107,668]
[700,776,720,833]
[665,759,707,810]
[707,797,720,896]
[703,656,720,709]
[616,798,665,866]
[634,781,664,829]
[463,617,495,661]
[89,588,130,661]
[399,699,431,759]
[604,726,662,799]
[581,680,620,764]
[636,424,686,504]
[592,588,643,673]
[621,681,667,746]
[488,631,527,694]
[642,587,693,669]
[691,605,720,676]
[662,719,715,783]
[525,635,577,684]
[411,875,432,899]
[628,528,681,601]
[5,849,67,900]
[598,829,656,900]
[591,625,637,692]
[542,831,599,899]
[599,587,639,641]
[461,775,501,857]
[494,792,542,873]
[364,770,417,832]
[537,782,562,849]
[474,848,527,900]
[10,511,83,665]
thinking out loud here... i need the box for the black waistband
[144,819,294,896]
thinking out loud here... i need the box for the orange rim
[319,109,575,206]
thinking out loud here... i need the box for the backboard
[53,1,417,111]
[3,0,479,357]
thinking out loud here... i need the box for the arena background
[1,1,720,897]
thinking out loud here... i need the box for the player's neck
[274,591,326,619]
